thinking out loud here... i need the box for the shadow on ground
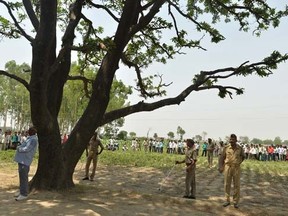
[0,163,287,216]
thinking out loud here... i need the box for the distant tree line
[0,61,131,134]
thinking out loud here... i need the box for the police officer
[175,139,197,199]
[207,138,215,168]
[82,132,104,181]
[219,134,245,208]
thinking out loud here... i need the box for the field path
[0,162,287,216]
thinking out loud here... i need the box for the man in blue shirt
[14,126,38,201]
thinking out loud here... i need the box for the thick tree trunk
[29,128,88,190]
[29,108,94,191]
[29,131,70,190]
[29,0,140,191]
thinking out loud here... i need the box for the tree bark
[11,0,286,192]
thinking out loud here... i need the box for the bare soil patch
[0,162,287,216]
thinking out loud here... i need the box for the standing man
[201,141,207,157]
[4,131,11,150]
[207,138,215,168]
[14,126,38,201]
[195,141,200,156]
[82,132,104,181]
[11,131,19,149]
[175,139,197,199]
[217,141,225,172]
[219,134,245,208]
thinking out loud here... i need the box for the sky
[117,22,288,141]
[0,2,287,141]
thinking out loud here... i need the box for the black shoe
[234,203,239,208]
[188,196,196,199]
[182,195,189,199]
[82,177,89,180]
[223,202,230,207]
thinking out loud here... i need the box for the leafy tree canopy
[0,60,30,129]
[167,131,175,139]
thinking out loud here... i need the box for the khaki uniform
[85,138,104,180]
[207,142,215,167]
[185,147,197,197]
[217,146,224,172]
[222,144,245,204]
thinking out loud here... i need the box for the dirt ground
[0,162,287,216]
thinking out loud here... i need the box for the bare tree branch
[67,75,93,98]
[101,52,288,124]
[141,0,157,11]
[0,0,34,42]
[140,30,179,57]
[121,53,172,98]
[49,1,85,75]
[129,0,166,36]
[23,0,40,31]
[85,0,120,22]
[100,82,241,125]
[0,70,30,90]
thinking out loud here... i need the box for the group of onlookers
[142,139,187,154]
[0,129,28,151]
[128,139,216,156]
[113,138,288,162]
[119,138,188,154]
[199,140,288,161]
[242,144,288,161]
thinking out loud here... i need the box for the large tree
[0,0,287,191]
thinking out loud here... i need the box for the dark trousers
[18,163,30,196]
[202,149,207,157]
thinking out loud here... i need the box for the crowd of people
[242,144,288,161]
[121,137,288,162]
[127,138,189,154]
[2,127,287,207]
[0,129,28,150]
[198,140,288,161]
[3,127,287,163]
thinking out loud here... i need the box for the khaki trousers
[224,165,241,204]
[85,152,98,180]
[185,167,196,197]
[208,152,213,166]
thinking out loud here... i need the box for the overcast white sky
[0,2,287,141]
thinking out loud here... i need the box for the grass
[0,150,39,172]
[101,150,288,173]
[2,148,287,216]
[1,148,287,176]
[100,150,181,168]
